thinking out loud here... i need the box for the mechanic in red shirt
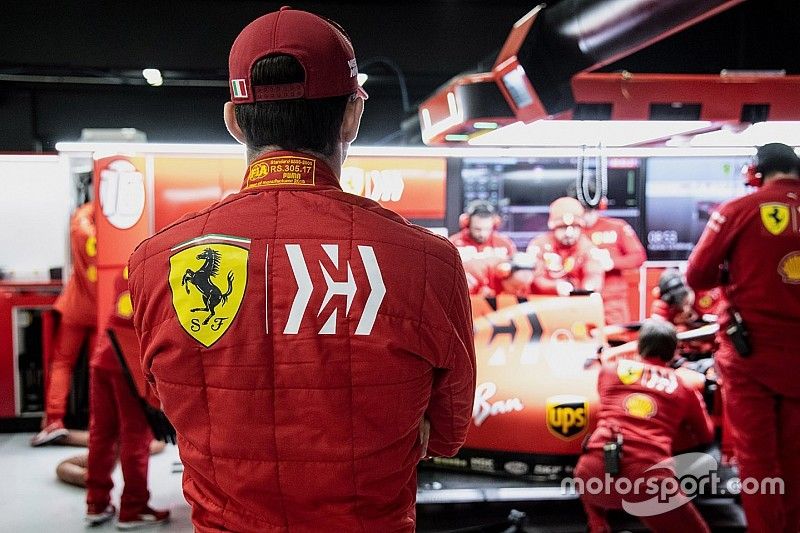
[84,268,169,528]
[32,202,97,447]
[527,197,605,296]
[582,199,646,325]
[687,143,800,533]
[128,8,475,532]
[575,319,713,533]
[450,200,517,295]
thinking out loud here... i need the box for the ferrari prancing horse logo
[760,203,790,236]
[169,237,250,348]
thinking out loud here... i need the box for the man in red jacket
[527,197,605,296]
[128,8,475,532]
[32,202,97,446]
[582,201,646,324]
[687,143,800,533]
[450,200,517,296]
[575,319,713,533]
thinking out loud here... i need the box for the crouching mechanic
[687,142,800,533]
[527,197,606,296]
[128,8,475,533]
[575,319,713,533]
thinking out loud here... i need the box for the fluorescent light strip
[470,120,714,147]
[56,142,775,158]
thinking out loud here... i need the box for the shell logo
[778,252,800,284]
[624,393,657,419]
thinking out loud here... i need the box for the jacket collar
[762,177,800,190]
[240,150,342,192]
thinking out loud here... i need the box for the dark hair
[234,55,350,157]
[638,319,678,362]
[756,142,800,177]
[466,200,496,219]
[658,268,689,307]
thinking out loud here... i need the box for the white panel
[0,157,69,280]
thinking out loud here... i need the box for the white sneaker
[86,504,116,526]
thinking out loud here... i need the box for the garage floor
[0,433,746,532]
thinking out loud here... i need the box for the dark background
[0,0,798,151]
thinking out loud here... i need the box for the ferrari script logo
[760,203,790,236]
[169,236,250,347]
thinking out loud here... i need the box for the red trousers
[46,321,95,423]
[574,452,709,533]
[86,366,152,512]
[717,350,800,533]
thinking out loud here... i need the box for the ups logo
[546,395,589,440]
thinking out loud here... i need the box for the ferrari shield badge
[760,203,790,236]
[169,234,250,347]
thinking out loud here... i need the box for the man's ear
[340,97,364,144]
[224,102,247,145]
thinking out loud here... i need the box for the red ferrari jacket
[687,178,800,395]
[54,202,97,326]
[586,359,714,461]
[129,151,476,533]
[450,230,516,296]
[526,233,604,295]
[449,228,516,260]
[587,216,646,297]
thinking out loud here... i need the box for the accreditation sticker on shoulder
[168,234,250,347]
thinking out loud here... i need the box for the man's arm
[611,222,647,271]
[425,259,477,457]
[127,245,160,401]
[686,203,737,290]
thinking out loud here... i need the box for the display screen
[645,157,750,260]
[461,157,642,249]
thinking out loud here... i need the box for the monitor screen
[461,157,642,249]
[645,157,750,260]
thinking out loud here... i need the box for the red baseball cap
[228,6,368,103]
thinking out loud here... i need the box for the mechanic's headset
[459,200,501,230]
[743,158,764,188]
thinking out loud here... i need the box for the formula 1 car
[426,293,724,482]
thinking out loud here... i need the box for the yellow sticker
[624,393,657,419]
[116,291,133,319]
[760,203,790,236]
[616,359,644,386]
[86,265,97,283]
[169,240,249,347]
[85,235,97,258]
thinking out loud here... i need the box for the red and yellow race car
[429,294,723,482]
